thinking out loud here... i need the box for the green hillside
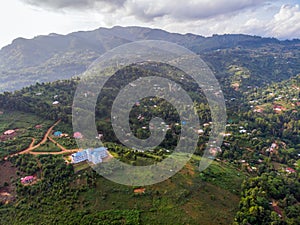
[0,41,299,224]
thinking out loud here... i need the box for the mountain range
[0,26,300,92]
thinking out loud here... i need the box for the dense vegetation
[0,32,299,224]
[234,172,300,225]
[0,154,242,224]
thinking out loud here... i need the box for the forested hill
[0,26,300,92]
[0,65,299,224]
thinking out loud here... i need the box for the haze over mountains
[0,26,300,92]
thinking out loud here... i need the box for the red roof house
[4,130,15,135]
[286,167,296,174]
[21,176,34,184]
[73,132,83,139]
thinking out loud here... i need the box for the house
[197,129,204,135]
[87,147,108,164]
[273,105,284,112]
[209,147,221,156]
[223,142,231,147]
[73,132,83,139]
[52,101,59,105]
[71,151,88,164]
[35,124,42,129]
[4,130,15,135]
[271,143,277,149]
[251,166,257,171]
[71,147,108,164]
[266,143,278,153]
[53,131,63,137]
[286,167,296,174]
[254,108,263,113]
[99,133,103,139]
[95,147,108,158]
[239,129,247,134]
[21,176,34,185]
[137,114,144,121]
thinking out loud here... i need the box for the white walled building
[72,147,108,164]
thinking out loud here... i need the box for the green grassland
[191,155,248,194]
[32,140,62,152]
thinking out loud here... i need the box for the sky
[0,0,300,49]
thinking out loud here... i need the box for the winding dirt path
[29,149,79,155]
[48,136,67,151]
[18,120,62,155]
[29,138,36,148]
[5,120,80,159]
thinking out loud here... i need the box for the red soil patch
[0,161,17,203]
[179,163,195,185]
[0,161,17,185]
[185,163,195,176]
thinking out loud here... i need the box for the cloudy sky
[0,0,299,48]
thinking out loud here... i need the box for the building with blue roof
[53,131,63,137]
[71,147,108,164]
[71,151,88,164]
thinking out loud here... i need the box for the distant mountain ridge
[0,26,300,92]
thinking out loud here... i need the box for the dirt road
[5,120,80,159]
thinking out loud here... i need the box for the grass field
[73,161,90,173]
[32,141,62,152]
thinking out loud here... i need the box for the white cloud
[125,0,270,21]
[268,4,300,39]
[0,0,299,49]
[22,0,273,21]
[234,4,300,39]
[21,0,126,10]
